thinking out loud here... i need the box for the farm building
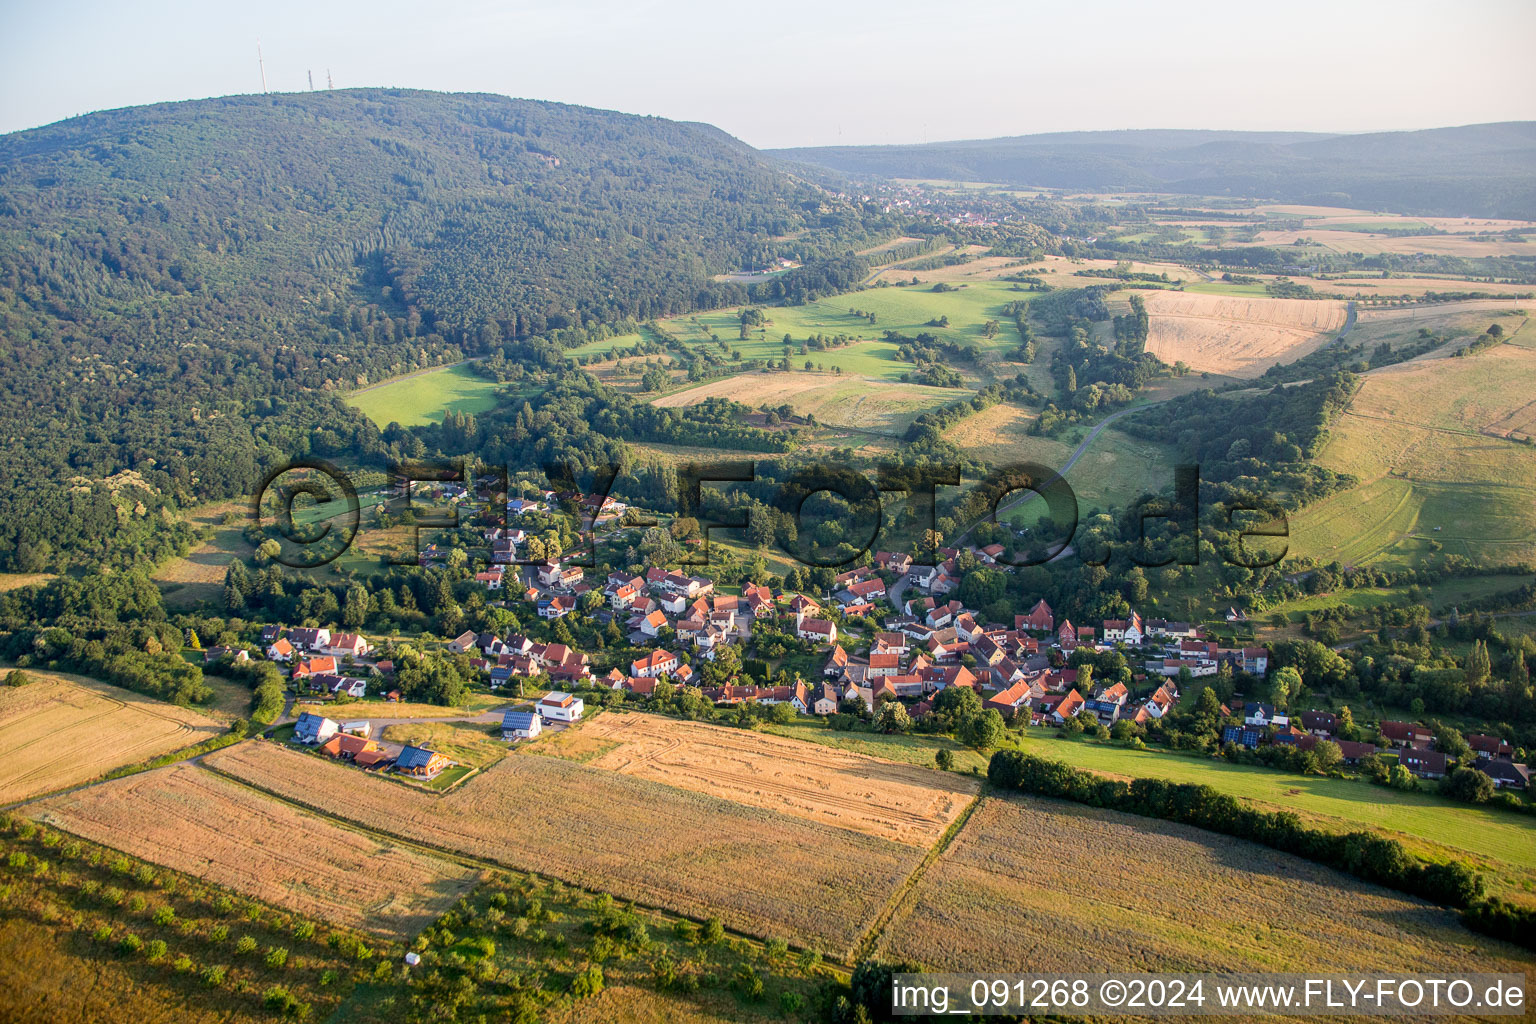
[539,691,584,722]
[294,713,339,745]
[501,710,543,740]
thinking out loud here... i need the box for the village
[214,484,1530,794]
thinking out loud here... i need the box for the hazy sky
[3,0,1533,148]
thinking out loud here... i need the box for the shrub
[145,938,167,962]
[152,905,175,926]
[211,924,229,942]
[119,934,143,955]
[173,954,195,974]
[236,935,258,955]
[265,946,289,969]
[570,963,604,998]
[202,964,226,988]
[91,925,112,942]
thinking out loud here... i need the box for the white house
[538,691,585,723]
[501,709,543,740]
[293,712,339,745]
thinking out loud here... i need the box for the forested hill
[0,89,891,572]
[772,123,1536,219]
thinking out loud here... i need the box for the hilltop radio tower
[327,69,334,89]
[308,70,314,91]
[257,42,267,93]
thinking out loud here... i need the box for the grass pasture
[0,671,226,804]
[204,739,921,958]
[28,763,479,939]
[1292,343,1536,569]
[877,794,1530,973]
[661,280,1036,363]
[577,712,978,846]
[943,405,1180,512]
[346,362,501,428]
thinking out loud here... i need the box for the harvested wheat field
[579,713,976,845]
[0,672,225,803]
[653,372,955,436]
[204,740,919,957]
[29,763,478,938]
[1355,298,1529,324]
[878,795,1531,975]
[1142,291,1347,376]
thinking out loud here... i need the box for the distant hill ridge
[771,123,1536,218]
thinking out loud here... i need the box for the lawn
[346,362,503,428]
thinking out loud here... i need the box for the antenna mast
[257,42,267,93]
[308,70,314,91]
[327,69,333,90]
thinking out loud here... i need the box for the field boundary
[852,786,984,963]
[194,756,853,963]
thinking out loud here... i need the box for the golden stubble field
[1141,292,1347,376]
[203,740,922,958]
[878,795,1533,975]
[579,713,977,846]
[0,672,226,803]
[29,763,480,939]
[652,372,955,436]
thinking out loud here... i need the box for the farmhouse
[501,710,543,740]
[539,691,585,722]
[448,630,479,654]
[293,712,339,745]
[265,637,294,662]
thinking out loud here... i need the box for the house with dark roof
[395,745,452,779]
[501,710,543,740]
[1400,749,1449,779]
[293,712,338,746]
[1378,721,1435,749]
[1467,733,1514,760]
[1300,710,1339,737]
[1476,758,1530,789]
[1222,724,1265,749]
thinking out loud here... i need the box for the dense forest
[0,89,900,571]
[773,123,1536,219]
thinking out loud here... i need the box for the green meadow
[346,362,503,428]
[660,280,1038,365]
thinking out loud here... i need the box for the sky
[3,0,1534,148]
